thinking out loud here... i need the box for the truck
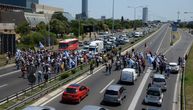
[89,40,104,54]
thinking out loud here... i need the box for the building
[0,32,16,54]
[142,7,148,23]
[0,0,39,9]
[76,13,82,20]
[101,16,106,20]
[32,4,63,14]
[82,0,88,20]
[63,12,75,21]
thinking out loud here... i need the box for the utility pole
[177,11,180,20]
[112,0,115,34]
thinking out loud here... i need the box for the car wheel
[132,81,135,85]
[77,98,81,103]
[158,103,162,107]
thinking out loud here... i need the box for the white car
[120,68,137,84]
[168,62,180,73]
[81,105,109,110]
[23,106,55,110]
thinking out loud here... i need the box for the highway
[0,28,156,100]
[39,24,183,110]
[135,29,193,110]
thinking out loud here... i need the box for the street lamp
[112,0,115,34]
[128,6,144,30]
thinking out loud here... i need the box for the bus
[58,38,79,51]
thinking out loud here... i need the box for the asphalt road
[0,27,159,100]
[43,24,175,110]
[135,29,193,110]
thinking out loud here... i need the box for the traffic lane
[45,25,170,110]
[0,70,58,99]
[0,66,18,76]
[135,30,193,110]
[45,64,149,110]
[0,73,29,99]
[134,70,177,110]
[158,28,172,54]
[135,24,169,52]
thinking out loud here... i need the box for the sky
[40,0,193,21]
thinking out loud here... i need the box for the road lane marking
[127,68,152,110]
[0,70,20,78]
[172,30,192,110]
[0,84,8,88]
[34,25,165,106]
[156,26,169,53]
[39,66,105,106]
[99,79,115,94]
[128,25,171,110]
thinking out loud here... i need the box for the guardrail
[0,27,159,110]
[0,63,88,104]
[6,64,90,110]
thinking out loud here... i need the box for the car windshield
[147,89,160,96]
[153,78,165,82]
[105,90,118,95]
[66,88,77,94]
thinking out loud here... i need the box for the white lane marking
[40,66,105,106]
[156,26,169,53]
[127,68,152,110]
[0,84,8,88]
[128,25,171,110]
[99,79,115,94]
[0,70,20,78]
[35,25,165,106]
[163,30,182,55]
[172,30,192,110]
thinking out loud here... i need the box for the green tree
[15,21,30,35]
[50,19,67,37]
[36,21,47,32]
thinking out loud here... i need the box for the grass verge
[184,45,193,110]
[170,31,180,46]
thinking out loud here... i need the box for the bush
[170,41,174,46]
[60,73,70,80]
[71,69,76,74]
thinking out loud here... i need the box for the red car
[61,84,90,103]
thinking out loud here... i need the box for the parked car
[168,62,180,73]
[103,85,126,105]
[149,74,167,91]
[120,68,137,84]
[61,84,90,103]
[81,105,109,110]
[143,86,163,106]
[23,106,55,110]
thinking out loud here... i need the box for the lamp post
[112,0,115,34]
[128,6,143,30]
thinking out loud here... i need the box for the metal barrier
[0,28,159,109]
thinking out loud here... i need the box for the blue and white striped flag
[63,51,70,58]
[39,42,44,49]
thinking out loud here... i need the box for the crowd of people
[15,49,105,84]
[14,44,186,84]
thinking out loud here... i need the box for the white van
[120,68,137,84]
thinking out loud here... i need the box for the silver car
[23,106,55,110]
[81,105,109,110]
[103,84,126,105]
[150,74,167,91]
[143,86,163,106]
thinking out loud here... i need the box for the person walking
[108,63,112,75]
[89,60,94,74]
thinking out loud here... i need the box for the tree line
[16,12,143,48]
